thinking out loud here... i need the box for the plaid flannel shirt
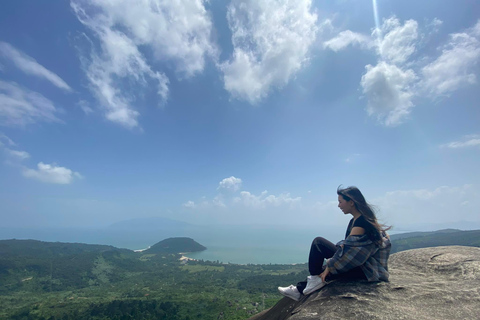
[326,232,391,282]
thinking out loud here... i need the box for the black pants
[296,237,366,294]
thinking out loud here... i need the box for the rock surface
[248,246,480,320]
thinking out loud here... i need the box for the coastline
[179,253,196,262]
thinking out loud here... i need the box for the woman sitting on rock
[278,186,391,301]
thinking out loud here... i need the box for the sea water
[185,244,308,265]
[183,226,406,264]
[0,225,347,265]
[182,225,345,265]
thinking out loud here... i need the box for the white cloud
[77,100,94,115]
[181,177,304,226]
[422,20,480,96]
[321,18,480,127]
[324,30,373,52]
[6,149,30,160]
[441,135,480,149]
[220,0,318,103]
[360,62,417,126]
[376,17,418,64]
[0,135,28,161]
[78,25,168,128]
[324,17,418,64]
[183,200,196,208]
[218,176,242,192]
[71,0,216,128]
[22,162,82,184]
[0,80,62,127]
[212,195,226,207]
[360,17,419,126]
[0,133,15,147]
[427,18,443,33]
[324,17,420,126]
[0,136,80,185]
[233,190,301,209]
[0,42,72,92]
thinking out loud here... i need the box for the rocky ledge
[248,246,480,320]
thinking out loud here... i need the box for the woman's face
[338,195,353,214]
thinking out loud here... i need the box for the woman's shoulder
[353,215,366,224]
[353,215,371,229]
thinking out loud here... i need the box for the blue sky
[0,0,479,231]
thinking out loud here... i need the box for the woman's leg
[308,237,336,275]
[297,237,337,294]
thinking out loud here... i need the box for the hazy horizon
[2,217,479,264]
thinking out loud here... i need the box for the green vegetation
[181,265,225,273]
[145,237,207,254]
[390,229,480,253]
[0,239,307,319]
[3,230,479,319]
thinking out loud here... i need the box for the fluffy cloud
[376,18,418,64]
[0,42,72,92]
[22,162,83,184]
[182,177,303,225]
[325,18,480,126]
[422,20,480,96]
[6,149,30,160]
[360,62,416,126]
[324,16,418,63]
[441,135,480,149]
[218,176,242,192]
[183,200,196,208]
[325,17,419,126]
[323,30,373,51]
[0,80,62,127]
[0,135,81,184]
[220,0,318,103]
[233,190,301,209]
[361,18,419,126]
[71,0,216,128]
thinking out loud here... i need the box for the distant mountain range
[390,229,480,253]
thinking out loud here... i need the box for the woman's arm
[349,226,365,236]
[326,235,376,275]
[320,267,330,281]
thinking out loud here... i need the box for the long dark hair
[337,185,390,245]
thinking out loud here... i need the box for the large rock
[248,246,480,320]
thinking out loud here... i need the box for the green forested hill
[391,229,480,253]
[0,239,307,320]
[145,237,206,254]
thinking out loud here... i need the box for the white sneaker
[278,285,301,301]
[302,275,326,295]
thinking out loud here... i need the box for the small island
[143,237,207,254]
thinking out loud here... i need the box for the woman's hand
[320,267,330,282]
